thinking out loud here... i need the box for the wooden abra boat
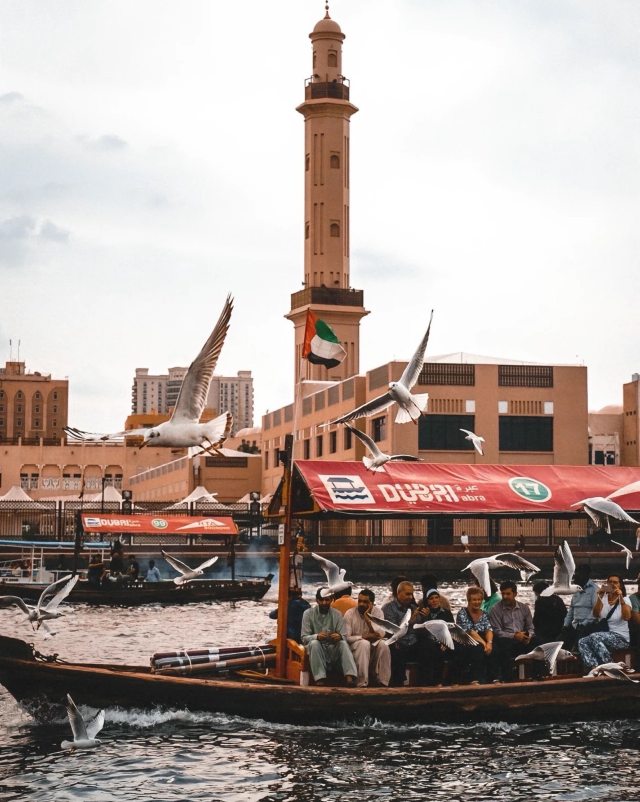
[1,634,640,725]
[0,576,273,606]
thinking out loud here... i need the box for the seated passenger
[455,586,496,684]
[533,581,567,642]
[419,573,451,611]
[331,586,357,616]
[578,574,631,674]
[344,589,391,687]
[489,580,538,681]
[145,560,161,582]
[301,588,357,686]
[381,580,425,687]
[560,564,599,651]
[269,586,311,644]
[417,588,454,686]
[87,555,105,589]
[124,555,140,584]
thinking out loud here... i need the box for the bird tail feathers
[395,394,429,423]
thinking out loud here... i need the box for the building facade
[0,361,68,444]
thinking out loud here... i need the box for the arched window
[34,392,41,399]
[330,154,340,169]
[305,223,310,239]
[313,52,317,68]
[53,420,57,428]
[328,52,337,67]
[330,223,340,237]
[53,392,58,400]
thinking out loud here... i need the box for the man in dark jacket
[417,588,454,686]
[532,581,567,642]
[269,586,310,643]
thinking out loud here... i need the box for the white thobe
[344,605,391,687]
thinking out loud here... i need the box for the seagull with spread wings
[587,662,638,682]
[161,550,219,585]
[64,296,234,456]
[327,312,433,426]
[515,641,573,676]
[311,553,353,597]
[541,540,582,596]
[570,497,638,535]
[413,620,479,649]
[343,424,421,472]
[61,694,105,750]
[460,428,485,456]
[611,540,634,570]
[462,553,540,598]
[0,574,79,637]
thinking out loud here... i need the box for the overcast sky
[1,0,638,432]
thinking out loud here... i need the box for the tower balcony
[290,286,364,311]
[304,78,350,101]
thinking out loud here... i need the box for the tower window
[328,52,337,67]
[305,223,310,239]
[330,223,340,237]
[330,154,340,169]
[305,154,310,171]
[313,52,317,68]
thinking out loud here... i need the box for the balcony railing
[291,286,364,310]
[304,79,350,101]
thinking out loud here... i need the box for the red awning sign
[81,514,238,535]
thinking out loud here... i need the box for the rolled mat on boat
[154,653,276,676]
[151,645,275,663]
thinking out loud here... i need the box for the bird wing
[491,553,541,573]
[329,393,395,425]
[85,709,105,739]
[38,574,78,613]
[550,541,573,588]
[611,540,633,568]
[344,424,382,459]
[195,556,218,572]
[467,561,492,598]
[63,426,148,443]
[161,550,190,576]
[603,667,639,683]
[386,454,422,462]
[460,429,474,437]
[585,498,638,524]
[201,411,233,449]
[0,596,31,614]
[414,620,454,650]
[66,695,88,742]
[539,641,564,670]
[446,622,479,647]
[170,295,233,424]
[367,614,400,636]
[398,311,434,390]
[311,553,341,586]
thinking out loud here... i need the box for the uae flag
[302,310,347,369]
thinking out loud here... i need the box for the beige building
[623,375,640,466]
[0,361,68,444]
[589,404,622,466]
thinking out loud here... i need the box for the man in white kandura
[301,589,358,686]
[344,589,391,687]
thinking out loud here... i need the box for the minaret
[286,4,368,386]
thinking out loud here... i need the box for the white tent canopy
[167,485,219,509]
[0,485,35,501]
[82,485,123,503]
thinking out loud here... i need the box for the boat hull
[1,636,639,725]
[0,577,272,605]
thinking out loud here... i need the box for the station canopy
[81,513,239,536]
[285,462,640,517]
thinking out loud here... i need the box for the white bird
[64,296,234,456]
[0,574,79,636]
[161,550,219,585]
[367,608,412,646]
[570,497,638,535]
[611,540,634,570]
[311,553,353,598]
[413,620,479,649]
[327,312,433,426]
[61,694,105,750]
[514,641,573,675]
[463,553,540,598]
[460,428,485,456]
[342,424,422,472]
[541,540,582,596]
[587,662,638,683]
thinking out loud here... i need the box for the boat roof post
[274,433,294,678]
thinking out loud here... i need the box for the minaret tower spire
[286,7,368,386]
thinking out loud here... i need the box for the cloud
[353,249,426,281]
[77,133,128,151]
[0,91,24,104]
[0,215,70,267]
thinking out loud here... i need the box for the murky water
[1,580,640,801]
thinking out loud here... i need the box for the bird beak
[138,439,147,449]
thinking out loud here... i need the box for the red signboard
[294,461,640,514]
[81,514,238,535]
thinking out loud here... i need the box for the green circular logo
[151,518,169,529]
[508,476,552,503]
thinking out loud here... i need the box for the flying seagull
[327,312,434,426]
[343,424,421,472]
[0,574,79,637]
[541,540,581,596]
[64,296,234,456]
[161,550,219,585]
[462,553,540,598]
[570,497,638,535]
[61,694,105,750]
[460,428,484,456]
[311,553,353,598]
[611,540,634,570]
[515,641,573,675]
[413,620,479,649]
[367,608,412,646]
[587,662,638,683]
